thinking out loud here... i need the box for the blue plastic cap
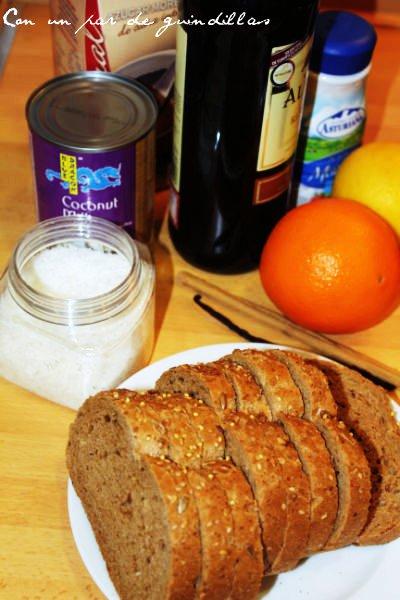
[310,11,377,76]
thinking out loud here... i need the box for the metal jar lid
[26,71,158,152]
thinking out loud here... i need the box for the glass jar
[0,216,155,410]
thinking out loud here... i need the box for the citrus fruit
[260,198,400,334]
[333,142,400,236]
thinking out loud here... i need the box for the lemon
[333,142,400,236]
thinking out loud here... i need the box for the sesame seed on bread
[156,363,236,413]
[67,395,201,600]
[210,460,264,599]
[227,350,305,418]
[279,414,338,553]
[212,358,272,418]
[187,466,234,600]
[315,361,400,546]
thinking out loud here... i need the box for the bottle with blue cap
[293,11,377,206]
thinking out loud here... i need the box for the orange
[259,198,400,334]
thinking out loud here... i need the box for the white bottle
[293,11,377,206]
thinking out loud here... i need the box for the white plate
[68,343,400,600]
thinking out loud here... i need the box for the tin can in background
[49,0,177,190]
[26,72,158,243]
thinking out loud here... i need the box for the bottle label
[295,73,367,205]
[172,25,188,193]
[257,36,313,173]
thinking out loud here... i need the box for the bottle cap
[310,11,377,76]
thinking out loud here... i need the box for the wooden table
[0,4,399,599]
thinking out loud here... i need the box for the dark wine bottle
[169,0,319,273]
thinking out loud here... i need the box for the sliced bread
[266,357,371,549]
[227,350,305,418]
[187,466,234,600]
[133,390,225,465]
[279,414,338,553]
[211,460,264,599]
[212,358,272,418]
[318,415,372,550]
[156,363,236,413]
[268,425,311,574]
[270,351,337,418]
[316,361,400,546]
[222,411,287,571]
[67,396,201,600]
[222,412,310,573]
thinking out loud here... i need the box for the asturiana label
[317,108,366,139]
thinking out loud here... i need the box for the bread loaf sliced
[227,350,304,418]
[187,466,234,600]
[156,363,236,413]
[318,415,372,550]
[121,391,203,468]
[211,460,264,599]
[267,357,371,549]
[222,412,287,571]
[316,361,400,546]
[67,396,201,600]
[270,351,337,419]
[279,414,338,553]
[131,390,224,465]
[222,412,310,573]
[268,425,311,574]
[212,359,272,418]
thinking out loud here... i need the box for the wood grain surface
[0,4,399,599]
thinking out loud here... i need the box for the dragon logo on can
[45,165,122,193]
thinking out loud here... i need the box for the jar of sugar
[0,215,155,410]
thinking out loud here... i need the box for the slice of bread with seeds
[221,412,310,573]
[315,361,400,546]
[136,390,225,465]
[227,350,305,418]
[156,363,236,413]
[212,359,272,418]
[210,460,264,600]
[270,351,337,419]
[187,466,234,600]
[67,395,201,600]
[279,414,339,553]
[264,355,371,550]
[222,411,288,571]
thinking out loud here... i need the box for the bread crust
[188,467,234,600]
[270,351,337,419]
[268,425,311,574]
[317,362,400,546]
[222,412,288,571]
[280,414,338,553]
[210,460,264,600]
[156,364,236,413]
[67,395,201,600]
[318,415,372,550]
[228,350,305,418]
[213,358,272,418]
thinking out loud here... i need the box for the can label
[295,72,367,205]
[31,133,154,241]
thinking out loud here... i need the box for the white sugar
[22,242,131,299]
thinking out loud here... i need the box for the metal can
[26,71,158,242]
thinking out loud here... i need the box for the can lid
[26,71,158,152]
[310,11,377,76]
